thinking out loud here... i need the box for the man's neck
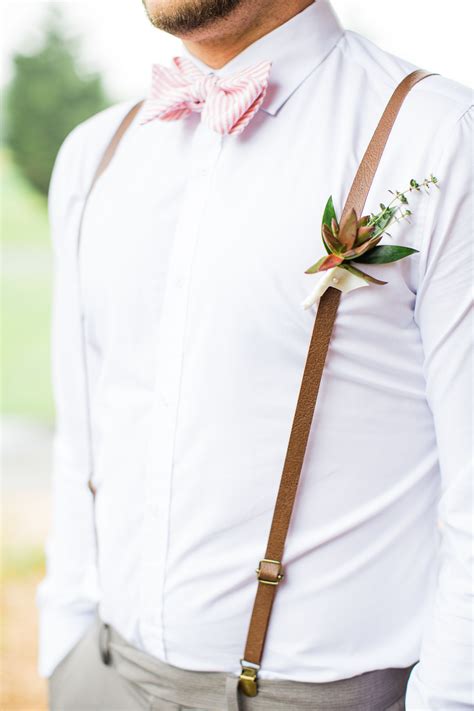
[182,0,314,69]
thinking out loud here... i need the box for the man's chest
[79,114,421,366]
[74,82,437,520]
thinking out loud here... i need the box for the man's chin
[142,0,244,36]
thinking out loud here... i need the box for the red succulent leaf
[345,233,383,259]
[305,253,344,274]
[322,223,343,254]
[362,232,384,251]
[316,253,344,271]
[331,217,340,236]
[337,209,358,251]
[353,224,375,247]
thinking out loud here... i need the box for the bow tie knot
[185,73,219,111]
[141,56,272,135]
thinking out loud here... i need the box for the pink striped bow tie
[141,56,272,135]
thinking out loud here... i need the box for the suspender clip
[239,659,260,696]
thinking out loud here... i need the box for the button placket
[139,124,224,655]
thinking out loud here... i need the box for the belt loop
[225,674,242,711]
[99,622,111,665]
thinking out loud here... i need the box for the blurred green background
[1,7,110,708]
[2,149,52,422]
[3,6,109,421]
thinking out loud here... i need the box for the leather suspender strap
[238,68,436,697]
[81,100,144,498]
[341,70,436,220]
[91,100,144,189]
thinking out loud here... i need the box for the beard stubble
[143,0,245,35]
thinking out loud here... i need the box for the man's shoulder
[50,98,143,198]
[341,30,472,125]
[47,98,143,242]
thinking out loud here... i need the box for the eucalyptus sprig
[305,175,439,285]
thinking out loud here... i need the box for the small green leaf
[353,245,419,264]
[371,207,398,237]
[342,262,388,285]
[322,195,337,229]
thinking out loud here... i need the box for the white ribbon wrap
[301,266,369,310]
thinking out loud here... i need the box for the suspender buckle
[239,659,260,696]
[256,558,284,586]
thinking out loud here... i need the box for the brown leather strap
[91,100,144,188]
[341,69,436,220]
[239,69,435,697]
[82,100,143,498]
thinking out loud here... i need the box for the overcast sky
[1,0,472,101]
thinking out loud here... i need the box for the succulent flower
[320,208,382,259]
[304,176,439,288]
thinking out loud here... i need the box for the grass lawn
[1,150,50,246]
[1,149,54,423]
[1,151,56,709]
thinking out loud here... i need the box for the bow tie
[141,56,272,135]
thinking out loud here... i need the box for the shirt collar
[179,0,344,116]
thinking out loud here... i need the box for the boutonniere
[302,175,439,309]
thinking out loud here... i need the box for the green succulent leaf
[353,245,419,264]
[322,195,337,229]
[321,238,331,255]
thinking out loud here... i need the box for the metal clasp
[99,622,111,665]
[239,659,260,697]
[255,558,284,586]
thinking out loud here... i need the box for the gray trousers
[49,615,416,711]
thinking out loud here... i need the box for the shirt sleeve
[35,128,100,679]
[405,106,473,709]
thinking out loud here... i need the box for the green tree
[5,6,110,195]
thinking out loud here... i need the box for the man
[37,0,472,709]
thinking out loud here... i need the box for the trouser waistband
[99,617,416,711]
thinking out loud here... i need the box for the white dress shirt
[36,1,473,708]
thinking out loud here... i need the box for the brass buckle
[255,558,284,586]
[239,659,260,697]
